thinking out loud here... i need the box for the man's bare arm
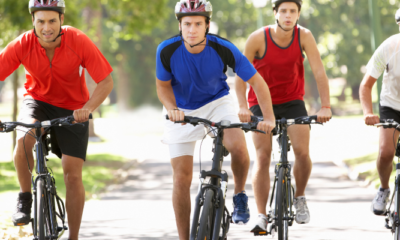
[360,74,379,125]
[302,29,332,123]
[156,78,184,122]
[74,74,114,122]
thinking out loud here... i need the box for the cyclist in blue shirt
[156,0,275,239]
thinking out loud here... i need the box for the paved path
[77,158,391,240]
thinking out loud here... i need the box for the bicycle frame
[273,119,294,224]
[32,126,66,240]
[190,127,230,240]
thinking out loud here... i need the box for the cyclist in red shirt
[0,1,113,239]
[235,0,331,231]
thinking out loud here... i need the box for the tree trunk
[116,54,130,112]
[351,84,360,100]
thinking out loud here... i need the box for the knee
[15,135,35,152]
[294,151,309,162]
[173,172,192,190]
[255,152,271,169]
[379,149,395,164]
[64,172,82,186]
[229,145,248,161]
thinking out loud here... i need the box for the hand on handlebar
[316,108,332,123]
[364,114,380,126]
[0,120,3,131]
[167,108,186,125]
[73,109,91,123]
[238,107,253,123]
[257,118,276,135]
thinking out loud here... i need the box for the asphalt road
[77,158,391,240]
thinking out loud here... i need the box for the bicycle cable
[198,122,218,173]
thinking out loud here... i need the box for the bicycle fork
[190,170,229,240]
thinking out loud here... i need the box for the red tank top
[248,25,305,107]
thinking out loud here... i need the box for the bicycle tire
[276,167,289,240]
[395,175,400,240]
[36,178,46,240]
[36,178,52,240]
[197,190,215,240]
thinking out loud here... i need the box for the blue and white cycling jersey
[156,34,257,110]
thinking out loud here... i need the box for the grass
[344,152,398,189]
[0,153,128,199]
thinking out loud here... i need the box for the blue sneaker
[232,191,250,224]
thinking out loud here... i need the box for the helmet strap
[180,31,207,48]
[276,19,298,32]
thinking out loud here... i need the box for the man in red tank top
[235,0,332,232]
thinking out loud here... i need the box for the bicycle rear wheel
[36,178,51,240]
[276,167,289,240]
[197,190,215,240]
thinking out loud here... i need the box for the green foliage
[299,0,400,87]
[0,153,127,198]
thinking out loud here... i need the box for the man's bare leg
[251,133,272,215]
[377,128,400,188]
[171,155,193,240]
[223,128,250,194]
[287,125,311,197]
[62,155,85,240]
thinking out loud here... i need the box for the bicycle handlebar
[165,115,266,134]
[0,113,93,133]
[375,119,400,130]
[251,115,322,125]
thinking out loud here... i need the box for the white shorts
[162,95,240,159]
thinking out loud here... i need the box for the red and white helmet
[29,0,66,14]
[175,0,212,20]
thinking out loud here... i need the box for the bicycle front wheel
[197,190,215,240]
[36,178,51,240]
[276,167,289,240]
[395,175,400,240]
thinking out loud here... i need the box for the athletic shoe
[293,196,310,224]
[12,192,33,226]
[232,191,250,224]
[250,214,268,232]
[371,187,390,215]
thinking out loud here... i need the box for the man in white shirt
[360,8,400,215]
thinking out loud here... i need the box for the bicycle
[374,119,400,240]
[0,114,92,240]
[250,115,321,240]
[166,115,265,240]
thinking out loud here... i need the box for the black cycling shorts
[18,98,89,161]
[250,100,308,135]
[380,105,400,124]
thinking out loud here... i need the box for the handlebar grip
[69,113,93,122]
[251,115,263,122]
[308,115,318,121]
[165,114,192,123]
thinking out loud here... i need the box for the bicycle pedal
[253,231,269,236]
[251,226,269,236]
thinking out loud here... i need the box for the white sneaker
[293,196,310,224]
[250,214,268,232]
[370,187,390,216]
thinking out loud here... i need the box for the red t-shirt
[0,26,113,110]
[248,25,305,107]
